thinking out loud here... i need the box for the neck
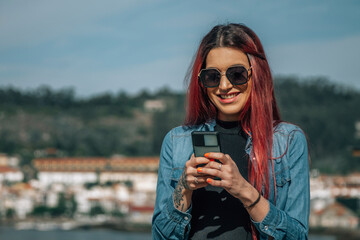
[217,113,240,122]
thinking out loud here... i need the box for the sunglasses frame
[198,65,252,88]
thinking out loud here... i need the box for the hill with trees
[0,76,359,174]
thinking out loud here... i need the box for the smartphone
[191,131,221,157]
[192,131,222,179]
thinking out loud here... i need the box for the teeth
[220,93,238,99]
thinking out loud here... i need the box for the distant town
[0,151,359,235]
[0,151,157,231]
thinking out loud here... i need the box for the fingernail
[204,153,209,158]
[210,158,215,161]
[197,167,203,173]
[206,178,212,184]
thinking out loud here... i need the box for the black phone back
[191,131,221,157]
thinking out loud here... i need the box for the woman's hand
[196,152,269,222]
[173,154,210,212]
[197,152,249,199]
[182,153,212,190]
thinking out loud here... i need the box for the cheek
[206,89,216,103]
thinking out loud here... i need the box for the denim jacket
[152,120,310,240]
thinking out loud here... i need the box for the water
[0,227,152,240]
[0,227,336,240]
[310,235,336,240]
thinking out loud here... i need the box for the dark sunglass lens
[226,66,248,85]
[200,69,220,87]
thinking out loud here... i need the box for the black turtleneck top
[189,119,252,240]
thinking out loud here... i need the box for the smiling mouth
[218,92,240,99]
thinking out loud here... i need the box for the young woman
[152,23,310,240]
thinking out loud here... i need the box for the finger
[196,169,213,179]
[189,176,208,189]
[185,154,195,168]
[185,170,210,182]
[206,178,223,187]
[205,161,224,171]
[204,152,231,164]
[193,176,209,184]
[191,182,208,190]
[188,156,210,168]
[186,166,200,177]
[197,166,223,179]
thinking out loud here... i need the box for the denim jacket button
[184,216,189,220]
[264,225,269,231]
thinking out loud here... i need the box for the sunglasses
[198,65,252,88]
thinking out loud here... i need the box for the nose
[218,73,233,91]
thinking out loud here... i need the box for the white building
[0,166,24,183]
[32,157,159,218]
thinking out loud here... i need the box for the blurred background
[0,0,360,239]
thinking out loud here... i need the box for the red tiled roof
[32,157,160,172]
[315,202,357,218]
[0,166,21,173]
[129,205,154,212]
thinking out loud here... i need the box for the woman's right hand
[182,154,211,190]
[173,154,210,211]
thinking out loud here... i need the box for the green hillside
[0,77,359,173]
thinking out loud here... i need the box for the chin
[217,110,242,121]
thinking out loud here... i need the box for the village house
[0,153,23,184]
[144,99,166,112]
[309,171,360,229]
[310,202,359,229]
[32,156,159,221]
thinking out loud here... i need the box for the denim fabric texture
[152,120,310,240]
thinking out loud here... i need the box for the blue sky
[0,0,359,96]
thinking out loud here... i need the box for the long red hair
[184,23,281,239]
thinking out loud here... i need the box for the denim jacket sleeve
[152,130,192,240]
[252,128,310,240]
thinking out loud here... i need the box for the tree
[51,192,67,217]
[6,208,16,219]
[89,204,105,216]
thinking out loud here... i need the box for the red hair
[184,23,281,239]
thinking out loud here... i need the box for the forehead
[205,47,249,70]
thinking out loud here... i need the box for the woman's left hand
[198,152,249,199]
[199,152,269,222]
